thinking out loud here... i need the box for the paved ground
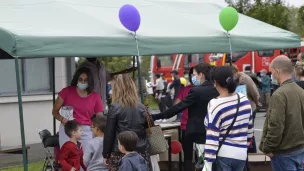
[0,111,266,169]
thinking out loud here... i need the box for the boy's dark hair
[118,131,138,152]
[64,120,81,138]
[92,115,107,132]
[193,62,213,81]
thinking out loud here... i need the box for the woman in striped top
[203,66,253,171]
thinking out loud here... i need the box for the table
[157,122,182,171]
[0,145,30,164]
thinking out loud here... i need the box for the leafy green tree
[226,0,291,32]
[77,56,133,73]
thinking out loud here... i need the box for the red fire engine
[150,54,207,83]
[150,41,304,83]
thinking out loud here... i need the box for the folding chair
[38,129,61,171]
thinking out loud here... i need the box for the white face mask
[271,75,278,85]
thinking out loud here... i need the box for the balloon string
[227,32,233,66]
[134,32,140,57]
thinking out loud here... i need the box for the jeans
[216,156,246,171]
[176,112,182,121]
[271,148,304,171]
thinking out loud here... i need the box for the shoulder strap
[216,93,240,156]
[141,104,154,128]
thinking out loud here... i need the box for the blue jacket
[119,152,147,171]
[261,75,271,93]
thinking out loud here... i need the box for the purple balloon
[119,4,141,32]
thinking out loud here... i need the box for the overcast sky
[286,0,303,7]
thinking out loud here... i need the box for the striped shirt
[203,93,253,169]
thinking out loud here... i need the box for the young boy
[59,120,86,171]
[83,115,108,171]
[118,131,148,171]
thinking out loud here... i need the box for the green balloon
[219,7,239,32]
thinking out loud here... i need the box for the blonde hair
[111,74,139,108]
[295,62,304,78]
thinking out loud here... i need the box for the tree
[77,56,133,73]
[227,0,291,31]
[298,5,304,36]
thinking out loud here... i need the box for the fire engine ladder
[172,54,183,71]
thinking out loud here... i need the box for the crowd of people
[51,53,304,171]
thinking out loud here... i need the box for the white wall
[0,58,68,146]
[0,98,60,146]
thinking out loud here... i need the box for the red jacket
[59,141,86,171]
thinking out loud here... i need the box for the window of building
[0,58,52,96]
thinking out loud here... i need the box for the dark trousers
[157,97,166,112]
[182,131,201,171]
[182,130,193,161]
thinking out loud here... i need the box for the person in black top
[295,62,304,89]
[152,63,219,171]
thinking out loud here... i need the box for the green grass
[146,95,158,110]
[0,162,44,171]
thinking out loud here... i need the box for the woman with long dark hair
[52,67,104,150]
[203,66,253,171]
[102,74,152,171]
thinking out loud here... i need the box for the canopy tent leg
[52,58,56,135]
[132,56,136,79]
[14,57,28,171]
[136,56,144,103]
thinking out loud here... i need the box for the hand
[70,167,76,171]
[61,118,68,126]
[104,158,110,167]
[266,153,274,158]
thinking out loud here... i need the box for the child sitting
[83,115,108,171]
[118,131,148,171]
[59,120,86,171]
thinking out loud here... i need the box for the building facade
[0,57,75,146]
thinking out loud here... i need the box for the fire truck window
[198,54,205,63]
[158,55,173,66]
[258,50,274,57]
[184,55,189,67]
[191,54,200,64]
[226,52,247,63]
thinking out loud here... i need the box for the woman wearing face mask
[152,63,219,171]
[52,67,104,149]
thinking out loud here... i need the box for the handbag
[212,93,240,171]
[143,106,169,155]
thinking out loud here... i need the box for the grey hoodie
[83,137,108,171]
